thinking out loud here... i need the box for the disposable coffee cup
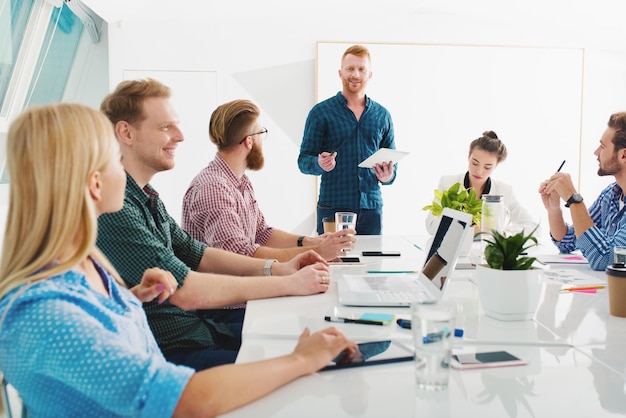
[323,217,336,233]
[422,253,447,281]
[606,264,626,317]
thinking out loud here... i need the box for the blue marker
[396,319,464,339]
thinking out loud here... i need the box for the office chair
[1,374,26,418]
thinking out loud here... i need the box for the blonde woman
[0,103,356,417]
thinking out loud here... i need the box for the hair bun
[482,130,498,139]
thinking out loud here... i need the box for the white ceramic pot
[475,264,543,321]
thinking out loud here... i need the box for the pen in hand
[557,160,566,173]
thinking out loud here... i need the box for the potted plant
[475,226,543,321]
[422,182,483,226]
[422,182,483,255]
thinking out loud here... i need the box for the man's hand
[318,151,337,172]
[273,250,329,275]
[308,229,357,260]
[373,161,393,183]
[538,173,576,210]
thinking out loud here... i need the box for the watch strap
[297,235,305,247]
[565,193,583,208]
[264,259,278,276]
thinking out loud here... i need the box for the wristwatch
[297,235,305,247]
[565,193,584,208]
[264,259,278,276]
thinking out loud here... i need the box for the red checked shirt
[182,153,274,257]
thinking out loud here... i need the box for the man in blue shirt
[298,45,397,235]
[539,112,626,271]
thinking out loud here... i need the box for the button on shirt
[0,263,193,417]
[182,153,274,257]
[97,173,233,354]
[555,182,626,271]
[298,92,396,210]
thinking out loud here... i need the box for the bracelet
[264,259,278,276]
[297,235,305,247]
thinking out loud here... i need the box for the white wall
[99,0,626,239]
[319,42,584,244]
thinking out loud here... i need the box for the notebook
[337,208,472,307]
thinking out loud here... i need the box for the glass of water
[335,212,357,231]
[411,301,456,391]
[615,246,626,266]
[335,212,357,253]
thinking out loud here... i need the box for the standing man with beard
[539,112,626,271]
[182,99,356,263]
[298,44,397,235]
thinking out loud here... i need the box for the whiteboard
[317,42,584,241]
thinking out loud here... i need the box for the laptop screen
[423,208,472,290]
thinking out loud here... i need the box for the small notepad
[359,312,395,325]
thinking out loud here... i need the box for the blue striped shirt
[298,92,396,210]
[554,182,626,271]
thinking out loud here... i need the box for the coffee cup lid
[606,263,626,276]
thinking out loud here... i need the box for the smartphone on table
[362,251,401,257]
[451,351,528,369]
[329,256,363,265]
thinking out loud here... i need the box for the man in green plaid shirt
[97,78,332,371]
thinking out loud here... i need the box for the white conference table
[224,236,626,417]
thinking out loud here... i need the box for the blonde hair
[0,103,124,300]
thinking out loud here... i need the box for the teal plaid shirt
[298,92,396,210]
[97,173,233,354]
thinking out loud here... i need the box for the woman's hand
[292,327,358,374]
[130,267,178,303]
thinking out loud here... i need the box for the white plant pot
[475,264,543,321]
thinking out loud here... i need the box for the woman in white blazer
[425,131,540,237]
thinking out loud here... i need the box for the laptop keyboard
[377,290,429,303]
[346,275,435,303]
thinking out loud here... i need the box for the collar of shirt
[211,153,250,193]
[335,91,371,109]
[464,171,492,195]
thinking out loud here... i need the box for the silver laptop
[338,208,472,307]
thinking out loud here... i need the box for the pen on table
[413,243,422,251]
[566,288,597,294]
[562,285,605,291]
[324,316,384,326]
[556,160,566,173]
[396,319,464,337]
[367,270,419,274]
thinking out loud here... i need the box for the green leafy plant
[422,182,483,226]
[477,225,540,270]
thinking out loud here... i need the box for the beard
[598,153,620,176]
[246,142,265,171]
[342,77,366,95]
